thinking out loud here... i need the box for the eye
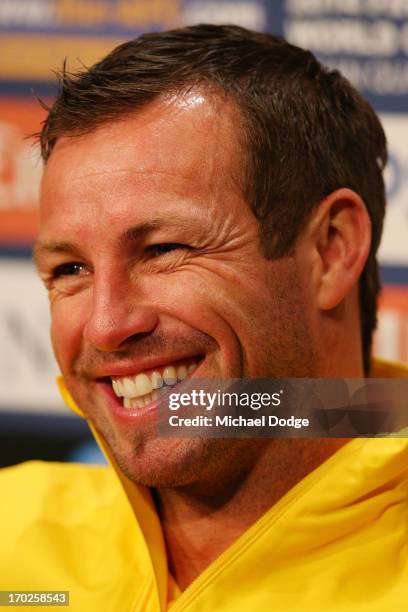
[43,261,91,295]
[147,243,190,257]
[51,262,87,278]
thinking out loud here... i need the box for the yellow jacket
[1,359,408,611]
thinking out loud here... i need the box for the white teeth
[163,366,177,385]
[177,365,188,380]
[112,379,125,397]
[112,359,200,404]
[124,396,144,409]
[134,373,153,397]
[124,377,137,396]
[123,389,159,410]
[151,371,163,389]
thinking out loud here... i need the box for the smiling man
[1,24,408,611]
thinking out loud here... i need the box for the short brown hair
[39,24,387,373]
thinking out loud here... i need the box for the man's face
[36,93,316,486]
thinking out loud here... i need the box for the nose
[83,272,159,352]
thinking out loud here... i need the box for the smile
[111,358,199,409]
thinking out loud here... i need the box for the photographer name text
[168,414,310,429]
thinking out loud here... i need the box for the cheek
[146,270,238,331]
[50,296,87,373]
[162,259,307,376]
[162,265,266,324]
[150,274,241,360]
[146,270,271,367]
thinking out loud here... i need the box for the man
[1,24,407,611]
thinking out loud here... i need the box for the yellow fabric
[1,360,408,611]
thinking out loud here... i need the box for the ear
[304,188,371,311]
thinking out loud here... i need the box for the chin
[102,434,210,488]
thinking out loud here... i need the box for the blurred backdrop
[0,0,407,467]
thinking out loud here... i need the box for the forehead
[40,92,244,231]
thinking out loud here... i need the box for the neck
[154,438,347,590]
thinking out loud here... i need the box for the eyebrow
[33,214,201,267]
[118,219,166,246]
[33,241,83,269]
[118,215,198,246]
